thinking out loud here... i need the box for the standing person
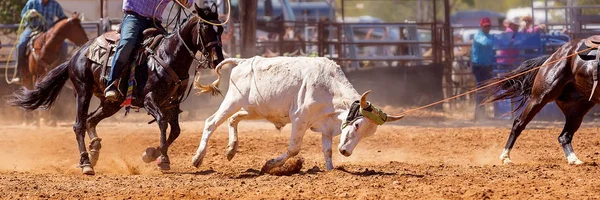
[471,17,496,121]
[15,0,67,81]
[104,0,193,101]
[521,16,541,33]
[497,18,519,66]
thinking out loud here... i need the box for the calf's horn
[360,90,371,108]
[386,115,404,122]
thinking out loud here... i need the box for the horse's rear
[20,13,89,126]
[484,38,599,166]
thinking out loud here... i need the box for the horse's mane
[43,17,76,42]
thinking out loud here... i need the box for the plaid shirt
[123,0,193,21]
[21,0,67,30]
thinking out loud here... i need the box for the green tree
[0,0,27,33]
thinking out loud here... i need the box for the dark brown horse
[7,4,224,175]
[485,37,600,165]
[22,12,89,126]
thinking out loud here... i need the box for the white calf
[192,56,403,171]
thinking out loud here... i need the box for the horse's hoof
[157,156,170,171]
[82,165,95,175]
[568,159,584,165]
[502,158,514,165]
[89,150,100,167]
[142,147,160,163]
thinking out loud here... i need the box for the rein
[148,16,221,107]
[175,18,222,104]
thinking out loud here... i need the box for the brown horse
[7,4,224,175]
[485,37,600,165]
[21,12,89,126]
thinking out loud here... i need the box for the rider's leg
[105,13,151,100]
[15,27,33,80]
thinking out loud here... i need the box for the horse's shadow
[163,169,216,175]
[235,168,262,179]
[175,166,409,178]
[335,166,398,177]
[233,166,323,179]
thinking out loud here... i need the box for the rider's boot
[104,80,120,102]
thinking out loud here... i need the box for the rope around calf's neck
[398,45,599,116]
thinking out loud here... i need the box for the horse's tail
[5,62,69,111]
[194,58,245,96]
[483,55,550,112]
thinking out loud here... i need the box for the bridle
[176,16,222,70]
[169,16,222,105]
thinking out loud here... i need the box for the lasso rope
[172,0,231,26]
[398,45,599,116]
[152,0,230,33]
[5,9,47,84]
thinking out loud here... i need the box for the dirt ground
[1,116,600,199]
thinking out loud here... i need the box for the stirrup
[590,81,598,101]
[104,81,122,100]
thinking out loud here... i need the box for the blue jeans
[472,65,493,119]
[16,28,34,75]
[107,13,154,85]
[17,27,68,75]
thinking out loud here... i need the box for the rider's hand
[174,0,191,8]
[29,9,39,17]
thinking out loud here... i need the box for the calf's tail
[194,58,245,96]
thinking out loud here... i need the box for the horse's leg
[73,86,94,175]
[141,108,181,165]
[499,80,568,165]
[556,98,594,165]
[499,99,548,164]
[86,102,121,167]
[157,108,179,170]
[143,92,173,170]
[226,110,259,161]
[192,93,243,168]
[261,120,308,173]
[166,108,181,147]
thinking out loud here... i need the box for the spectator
[471,17,495,121]
[497,18,519,66]
[521,16,541,33]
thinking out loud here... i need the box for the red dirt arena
[1,109,600,199]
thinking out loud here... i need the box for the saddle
[26,31,46,63]
[582,35,600,100]
[86,28,164,90]
[584,35,600,48]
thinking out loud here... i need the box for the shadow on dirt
[335,166,397,176]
